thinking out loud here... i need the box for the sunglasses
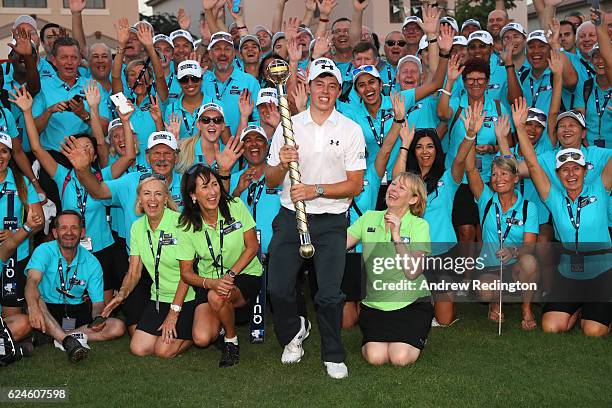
[386,40,407,47]
[558,152,583,163]
[493,154,515,163]
[178,75,202,84]
[139,172,166,182]
[527,111,547,123]
[211,33,233,42]
[186,162,219,176]
[200,116,224,124]
[352,65,376,77]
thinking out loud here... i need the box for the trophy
[265,59,315,259]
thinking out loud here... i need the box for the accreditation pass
[0,387,68,402]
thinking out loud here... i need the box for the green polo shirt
[130,208,195,303]
[177,199,262,279]
[348,210,431,311]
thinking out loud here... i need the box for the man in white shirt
[265,58,366,379]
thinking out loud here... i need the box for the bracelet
[82,114,91,122]
[465,133,476,141]
[400,147,409,153]
[505,64,515,69]
[319,18,329,23]
[439,51,451,59]
[116,47,125,54]
[427,37,437,44]
[22,224,33,233]
[393,118,405,124]
[438,88,452,97]
[202,277,208,289]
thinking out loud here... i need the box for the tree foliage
[139,12,180,36]
[454,0,517,31]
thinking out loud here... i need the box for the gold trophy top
[265,59,291,86]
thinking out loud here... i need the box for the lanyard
[494,203,517,248]
[204,220,224,277]
[564,197,581,251]
[75,183,88,230]
[247,178,265,222]
[594,87,610,139]
[529,76,548,108]
[386,64,395,89]
[57,258,79,301]
[0,182,8,201]
[167,73,174,90]
[181,110,198,136]
[147,230,164,313]
[213,78,233,101]
[365,110,389,147]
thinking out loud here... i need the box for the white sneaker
[324,361,348,379]
[281,317,311,364]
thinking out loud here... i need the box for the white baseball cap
[555,148,585,169]
[107,118,135,134]
[153,34,173,48]
[461,19,481,32]
[170,29,194,44]
[526,108,547,127]
[397,54,422,73]
[467,30,494,46]
[253,25,272,37]
[0,132,12,149]
[402,16,424,30]
[526,30,548,45]
[308,57,342,85]
[208,31,233,50]
[298,26,314,39]
[196,103,225,120]
[500,23,527,39]
[177,60,203,79]
[452,36,468,47]
[240,124,268,141]
[239,35,261,50]
[352,65,380,82]
[256,88,278,106]
[271,32,285,50]
[441,16,459,33]
[131,20,154,34]
[13,15,37,30]
[147,131,178,151]
[557,110,586,128]
[418,35,429,51]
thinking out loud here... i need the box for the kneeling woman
[102,175,195,358]
[347,172,433,366]
[177,165,262,368]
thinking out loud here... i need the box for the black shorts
[342,253,363,302]
[423,245,463,286]
[1,257,30,308]
[542,302,612,327]
[46,302,92,328]
[136,300,196,340]
[358,298,434,349]
[122,270,152,326]
[194,274,262,307]
[94,241,129,291]
[452,183,479,227]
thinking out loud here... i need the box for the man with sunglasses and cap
[24,210,126,363]
[383,31,409,82]
[202,31,260,136]
[265,57,366,379]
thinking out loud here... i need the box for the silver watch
[315,184,324,197]
[170,304,182,312]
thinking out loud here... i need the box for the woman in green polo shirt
[102,176,195,358]
[177,164,262,368]
[347,172,433,367]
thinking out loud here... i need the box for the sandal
[488,304,505,323]
[521,317,537,331]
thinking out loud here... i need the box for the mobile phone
[87,315,107,328]
[72,94,84,103]
[232,0,241,13]
[110,92,133,115]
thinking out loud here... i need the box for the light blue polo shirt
[230,172,282,254]
[0,107,18,139]
[52,164,114,253]
[537,146,612,190]
[451,58,508,103]
[477,186,539,267]
[348,165,383,253]
[562,50,594,110]
[127,95,164,160]
[166,64,182,103]
[406,94,440,130]
[2,78,27,151]
[0,169,39,261]
[25,241,104,305]
[573,81,611,148]
[378,60,397,96]
[424,169,460,254]
[163,94,214,139]
[201,68,261,135]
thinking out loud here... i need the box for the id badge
[570,254,584,273]
[475,157,483,172]
[381,171,388,185]
[80,236,93,251]
[594,139,606,148]
[3,216,18,232]
[62,317,76,331]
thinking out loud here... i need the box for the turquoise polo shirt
[166,64,182,103]
[544,180,611,280]
[201,68,261,135]
[163,94,214,139]
[340,90,416,182]
[451,58,508,103]
[477,186,539,267]
[32,75,111,151]
[2,78,27,151]
[229,172,282,254]
[446,93,508,183]
[25,241,104,305]
[562,50,594,110]
[518,68,556,153]
[378,60,397,96]
[537,146,612,190]
[348,165,382,253]
[127,95,164,161]
[509,146,552,225]
[424,169,460,254]
[0,169,39,261]
[52,164,114,253]
[0,107,18,138]
[573,81,611,148]
[406,94,440,130]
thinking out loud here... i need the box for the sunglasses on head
[200,116,224,124]
[186,162,218,176]
[139,172,166,182]
[558,152,583,163]
[178,75,202,84]
[527,111,547,123]
[386,40,407,47]
[352,65,376,77]
[211,33,233,42]
[493,154,515,163]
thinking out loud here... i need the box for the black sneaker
[16,339,34,357]
[219,342,239,368]
[32,331,53,347]
[62,335,88,363]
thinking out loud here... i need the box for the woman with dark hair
[392,105,475,326]
[177,164,262,368]
[13,83,135,303]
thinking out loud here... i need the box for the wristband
[82,114,91,122]
[394,118,405,124]
[400,147,409,153]
[505,64,515,69]
[202,278,208,289]
[439,51,451,58]
[427,38,437,44]
[438,88,452,97]
[319,18,329,23]
[465,133,476,141]
[22,224,33,233]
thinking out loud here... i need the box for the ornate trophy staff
[265,59,315,258]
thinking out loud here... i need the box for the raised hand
[215,136,244,173]
[390,90,406,120]
[69,0,86,13]
[305,0,317,13]
[317,0,338,17]
[61,136,91,171]
[353,0,369,12]
[399,123,415,148]
[438,23,453,53]
[548,49,563,76]
[177,8,192,30]
[117,100,135,122]
[291,81,309,113]
[115,17,130,47]
[164,113,181,140]
[284,17,301,42]
[202,0,216,10]
[136,22,154,48]
[8,27,32,56]
[494,114,511,143]
[500,46,513,66]
[546,18,560,47]
[312,32,332,58]
[227,0,244,21]
[421,3,441,36]
[447,54,464,82]
[461,100,485,136]
[287,37,303,63]
[8,85,33,112]
[511,97,529,127]
[83,80,100,108]
[149,95,163,124]
[238,89,254,119]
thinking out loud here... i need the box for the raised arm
[421,4,441,83]
[302,0,316,28]
[271,0,288,34]
[69,0,88,58]
[463,101,486,199]
[84,80,109,167]
[437,54,463,121]
[9,27,40,96]
[228,0,249,38]
[415,23,452,102]
[500,43,523,105]
[547,49,564,146]
[137,23,169,102]
[548,18,578,90]
[593,8,612,85]
[110,105,136,179]
[62,136,112,200]
[349,0,368,48]
[112,18,130,95]
[377,92,405,178]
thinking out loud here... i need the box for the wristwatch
[227,270,237,278]
[170,304,182,312]
[315,184,325,197]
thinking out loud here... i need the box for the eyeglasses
[200,116,224,124]
[464,77,487,85]
[352,65,376,78]
[527,110,547,123]
[178,75,202,84]
[468,43,489,50]
[139,172,166,182]
[558,152,583,163]
[386,40,407,47]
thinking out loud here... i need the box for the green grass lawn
[2,303,611,407]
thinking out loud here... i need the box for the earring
[192,197,197,204]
